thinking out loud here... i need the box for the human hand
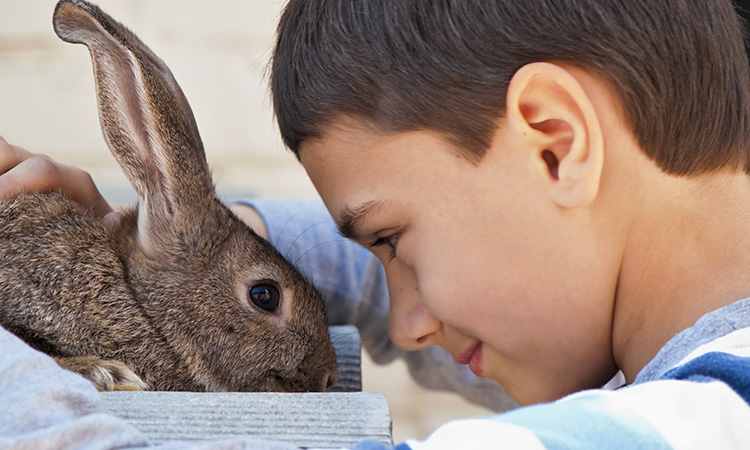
[0,135,114,219]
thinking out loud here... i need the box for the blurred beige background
[0,0,493,442]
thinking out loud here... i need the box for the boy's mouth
[454,341,483,372]
[468,343,483,377]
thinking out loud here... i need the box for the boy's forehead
[298,119,466,221]
[306,116,387,149]
[298,122,373,172]
[301,115,469,161]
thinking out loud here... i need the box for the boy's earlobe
[506,62,604,208]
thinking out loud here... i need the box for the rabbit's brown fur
[0,0,337,393]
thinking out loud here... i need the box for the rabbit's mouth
[272,373,329,393]
[273,377,297,393]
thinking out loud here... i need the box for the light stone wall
[1,0,312,201]
[0,0,493,442]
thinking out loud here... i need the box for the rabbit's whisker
[292,239,350,267]
[283,220,338,258]
[274,209,307,246]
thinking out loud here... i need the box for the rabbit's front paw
[54,355,150,391]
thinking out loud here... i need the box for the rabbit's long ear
[53,0,214,251]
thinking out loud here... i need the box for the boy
[270,0,750,393]
[257,0,750,444]
[2,0,750,448]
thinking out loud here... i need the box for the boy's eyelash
[369,234,400,261]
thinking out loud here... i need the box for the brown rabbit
[0,0,337,393]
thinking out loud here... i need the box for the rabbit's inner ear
[103,43,176,215]
[136,197,166,256]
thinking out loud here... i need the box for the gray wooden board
[101,391,392,448]
[100,326,391,448]
[326,325,362,392]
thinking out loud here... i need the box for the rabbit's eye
[249,284,280,311]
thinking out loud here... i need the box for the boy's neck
[613,167,750,384]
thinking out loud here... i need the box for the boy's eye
[370,233,400,261]
[370,233,399,249]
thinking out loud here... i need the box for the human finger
[0,152,113,219]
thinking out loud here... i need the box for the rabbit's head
[52,0,337,392]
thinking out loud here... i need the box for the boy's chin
[507,380,582,406]
[500,365,619,406]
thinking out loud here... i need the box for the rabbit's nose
[321,373,330,391]
[323,369,338,390]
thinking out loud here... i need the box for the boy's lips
[469,343,483,376]
[454,342,483,376]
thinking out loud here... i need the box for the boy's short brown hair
[271,0,750,175]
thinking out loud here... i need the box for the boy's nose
[386,268,442,351]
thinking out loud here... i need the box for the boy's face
[300,119,619,404]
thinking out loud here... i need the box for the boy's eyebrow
[337,200,383,240]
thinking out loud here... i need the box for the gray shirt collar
[634,297,750,384]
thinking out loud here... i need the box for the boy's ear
[505,62,604,208]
